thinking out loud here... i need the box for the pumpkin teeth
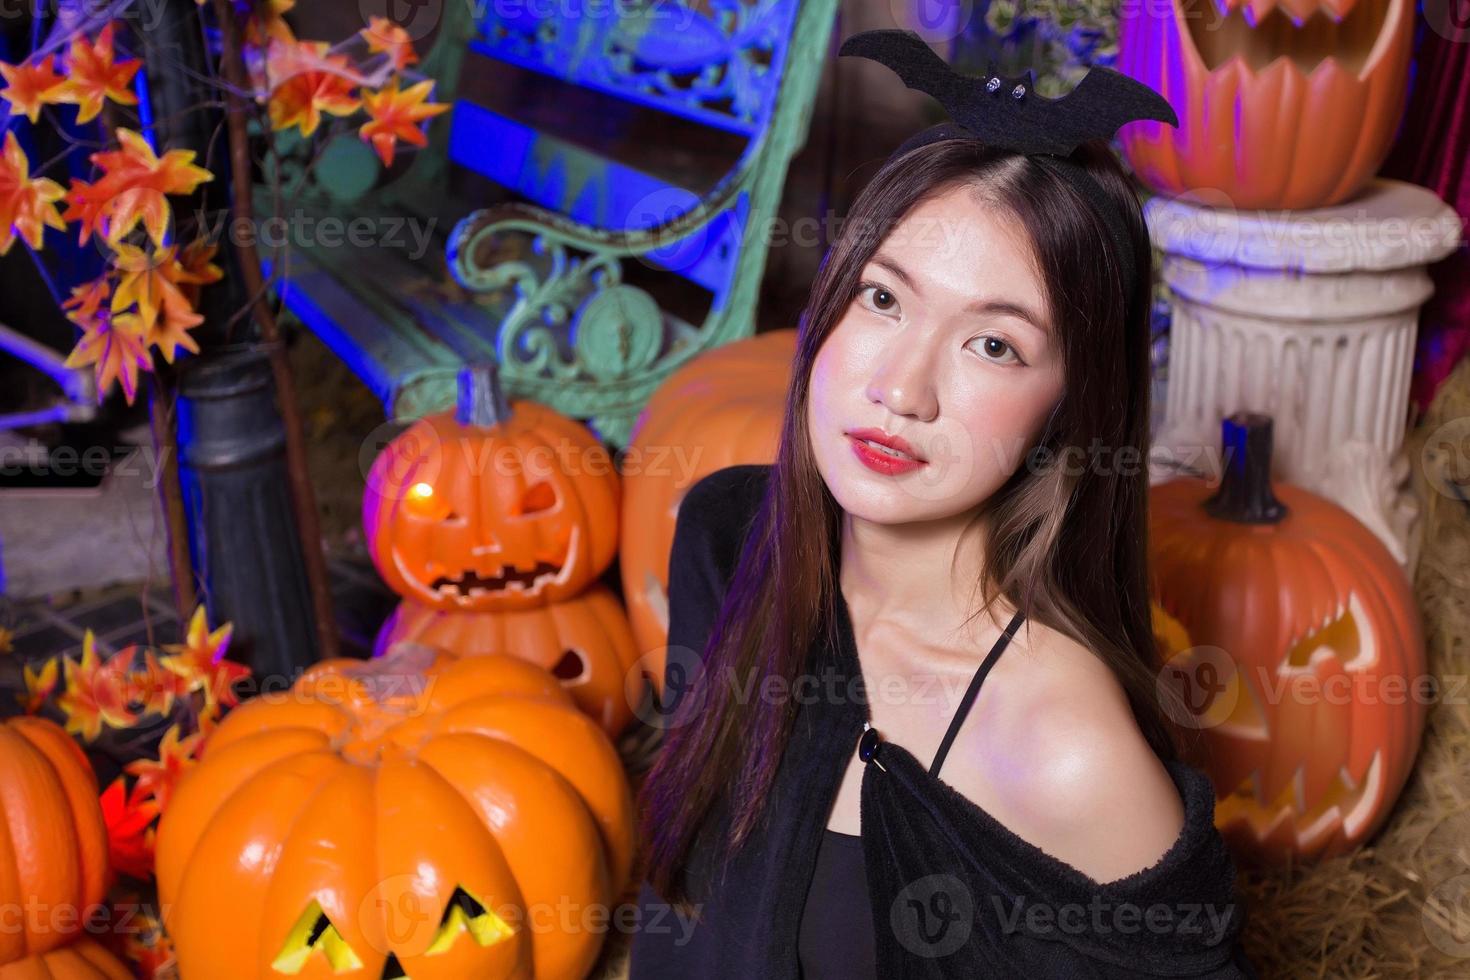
[1184,0,1391,79]
[430,561,563,598]
[1217,750,1383,854]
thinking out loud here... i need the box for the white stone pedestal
[1145,178,1463,577]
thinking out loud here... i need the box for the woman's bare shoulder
[946,620,1185,884]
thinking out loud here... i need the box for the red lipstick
[845,427,927,476]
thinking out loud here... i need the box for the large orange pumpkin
[156,648,635,980]
[1150,413,1426,863]
[0,939,131,980]
[365,364,621,612]
[619,330,795,687]
[0,715,110,962]
[374,585,645,737]
[1118,0,1414,209]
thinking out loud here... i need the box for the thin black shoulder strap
[929,609,1026,778]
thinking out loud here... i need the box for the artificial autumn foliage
[359,78,449,166]
[0,12,448,404]
[15,606,249,883]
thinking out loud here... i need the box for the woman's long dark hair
[639,136,1179,909]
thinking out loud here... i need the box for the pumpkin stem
[456,363,512,428]
[1203,411,1288,524]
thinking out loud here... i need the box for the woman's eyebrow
[965,298,1049,337]
[870,254,916,292]
[869,253,1048,336]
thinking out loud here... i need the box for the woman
[627,43,1256,980]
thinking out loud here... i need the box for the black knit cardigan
[629,464,1259,979]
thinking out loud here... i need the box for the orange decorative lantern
[375,585,645,737]
[0,939,132,979]
[1150,413,1426,863]
[156,648,635,980]
[619,330,795,684]
[1118,0,1414,209]
[364,364,620,612]
[0,716,110,963]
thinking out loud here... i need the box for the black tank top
[796,608,1026,979]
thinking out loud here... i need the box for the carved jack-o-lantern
[1118,0,1414,209]
[156,648,635,980]
[619,330,795,689]
[1150,413,1426,863]
[374,585,645,737]
[365,364,620,612]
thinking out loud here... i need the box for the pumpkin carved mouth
[1182,0,1394,79]
[429,559,565,597]
[1217,749,1383,853]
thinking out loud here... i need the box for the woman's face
[807,182,1067,525]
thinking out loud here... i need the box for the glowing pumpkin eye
[516,481,557,516]
[404,482,453,522]
[272,900,363,975]
[425,885,516,955]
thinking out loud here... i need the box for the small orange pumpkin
[156,648,635,980]
[620,330,795,687]
[365,364,620,612]
[0,939,132,980]
[1150,413,1426,863]
[375,585,644,737]
[0,715,110,963]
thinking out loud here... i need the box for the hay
[1235,358,1470,979]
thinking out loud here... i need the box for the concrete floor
[0,432,169,599]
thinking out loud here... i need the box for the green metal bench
[262,0,836,446]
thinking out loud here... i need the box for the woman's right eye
[856,282,900,317]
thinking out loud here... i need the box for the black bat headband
[838,29,1179,290]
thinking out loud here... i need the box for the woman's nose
[865,338,939,422]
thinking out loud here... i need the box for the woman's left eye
[967,336,1023,366]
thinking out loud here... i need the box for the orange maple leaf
[56,22,141,123]
[162,607,247,711]
[0,131,66,255]
[176,238,223,287]
[62,307,152,405]
[17,657,59,714]
[0,54,69,122]
[148,291,203,364]
[54,633,140,740]
[99,776,160,880]
[63,128,212,246]
[97,646,186,720]
[124,723,204,812]
[62,274,113,325]
[110,242,187,324]
[360,16,418,71]
[266,40,361,136]
[359,78,448,167]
